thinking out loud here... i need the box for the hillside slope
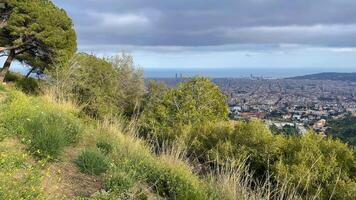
[288,72,356,82]
[0,86,264,200]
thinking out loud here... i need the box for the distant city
[143,67,356,78]
[148,72,356,135]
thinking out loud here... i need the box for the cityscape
[150,76,356,135]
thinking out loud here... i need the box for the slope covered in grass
[0,87,247,199]
[0,138,44,199]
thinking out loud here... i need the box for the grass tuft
[75,148,110,175]
[0,91,82,159]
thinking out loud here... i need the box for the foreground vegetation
[0,85,291,199]
[0,76,355,199]
[0,0,355,199]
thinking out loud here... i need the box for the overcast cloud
[50,0,356,69]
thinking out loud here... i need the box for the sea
[144,67,356,79]
[5,59,356,79]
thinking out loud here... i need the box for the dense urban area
[150,75,356,135]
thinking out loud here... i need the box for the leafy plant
[75,149,109,175]
[141,77,228,144]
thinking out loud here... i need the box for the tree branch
[15,46,34,55]
[0,40,32,53]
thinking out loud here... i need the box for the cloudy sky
[51,0,356,70]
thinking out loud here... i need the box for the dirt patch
[42,162,104,199]
[42,147,104,199]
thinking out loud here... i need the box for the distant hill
[288,72,356,82]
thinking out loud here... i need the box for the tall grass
[89,118,304,200]
[0,91,82,159]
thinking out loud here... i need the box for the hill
[0,85,276,200]
[288,72,356,82]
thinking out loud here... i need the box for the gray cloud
[53,0,356,50]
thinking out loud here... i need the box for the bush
[141,77,228,145]
[4,71,22,82]
[0,92,82,159]
[105,126,209,200]
[105,168,135,194]
[15,77,40,95]
[75,149,110,175]
[96,140,113,155]
[48,53,144,118]
[275,133,356,199]
[0,85,6,92]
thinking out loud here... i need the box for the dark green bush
[15,77,40,95]
[4,72,22,82]
[75,149,109,175]
[96,140,113,155]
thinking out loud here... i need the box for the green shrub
[75,149,109,175]
[4,71,22,82]
[275,133,356,199]
[49,53,144,118]
[105,168,135,194]
[15,77,40,95]
[141,77,228,145]
[0,92,82,159]
[24,111,80,158]
[96,140,113,155]
[108,132,209,200]
[186,120,285,176]
[0,85,6,92]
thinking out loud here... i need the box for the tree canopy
[0,0,76,82]
[48,53,145,118]
[141,77,228,143]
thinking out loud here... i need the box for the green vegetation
[0,92,82,159]
[1,76,354,199]
[0,0,76,82]
[75,148,110,175]
[15,77,40,95]
[141,77,228,144]
[0,1,355,199]
[96,140,113,155]
[48,53,144,118]
[327,116,356,146]
[0,138,44,199]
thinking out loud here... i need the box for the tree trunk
[26,67,35,78]
[0,49,15,83]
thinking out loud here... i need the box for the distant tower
[180,73,183,79]
[175,73,178,79]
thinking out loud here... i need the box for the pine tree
[0,0,76,82]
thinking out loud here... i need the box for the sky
[4,0,356,74]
